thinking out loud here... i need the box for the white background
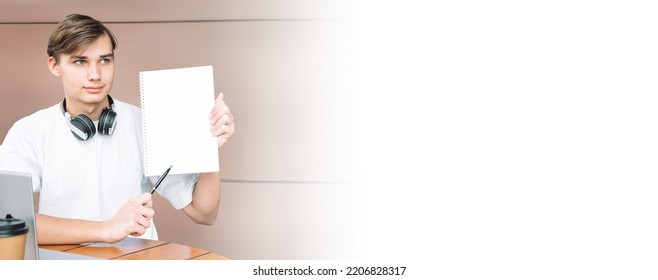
[353,0,658,279]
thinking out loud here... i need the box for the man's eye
[101,59,111,64]
[74,60,85,65]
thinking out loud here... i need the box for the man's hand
[101,193,154,243]
[208,92,235,148]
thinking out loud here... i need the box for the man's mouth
[84,86,103,93]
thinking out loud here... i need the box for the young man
[0,14,235,244]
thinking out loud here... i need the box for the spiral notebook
[139,65,219,176]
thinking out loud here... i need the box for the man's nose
[88,63,100,80]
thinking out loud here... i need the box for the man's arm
[181,92,233,225]
[36,214,107,244]
[36,193,154,244]
[182,172,221,225]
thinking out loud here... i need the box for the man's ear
[47,56,61,77]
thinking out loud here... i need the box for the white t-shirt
[0,99,198,240]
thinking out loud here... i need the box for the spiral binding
[139,72,149,175]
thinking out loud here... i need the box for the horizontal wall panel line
[0,18,347,25]
[223,179,353,185]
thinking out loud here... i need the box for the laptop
[0,170,101,260]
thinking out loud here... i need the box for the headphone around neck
[61,95,117,141]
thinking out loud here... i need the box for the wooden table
[39,237,229,260]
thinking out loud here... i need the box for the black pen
[149,165,173,194]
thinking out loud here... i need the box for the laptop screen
[0,170,39,260]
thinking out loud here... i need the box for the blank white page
[139,65,219,176]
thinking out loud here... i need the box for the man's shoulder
[112,98,142,117]
[113,98,140,110]
[14,104,60,126]
[7,103,60,138]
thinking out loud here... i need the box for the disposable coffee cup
[0,214,29,260]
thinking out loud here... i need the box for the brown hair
[47,14,118,61]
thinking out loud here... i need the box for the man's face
[48,34,115,107]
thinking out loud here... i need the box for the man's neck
[64,96,108,121]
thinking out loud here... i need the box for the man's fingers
[135,214,152,228]
[208,92,226,118]
[140,206,155,219]
[131,193,152,204]
[210,114,230,131]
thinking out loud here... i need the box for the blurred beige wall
[1,2,355,259]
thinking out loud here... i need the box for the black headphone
[61,95,117,141]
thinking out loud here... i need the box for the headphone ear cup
[69,114,96,141]
[98,108,117,135]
